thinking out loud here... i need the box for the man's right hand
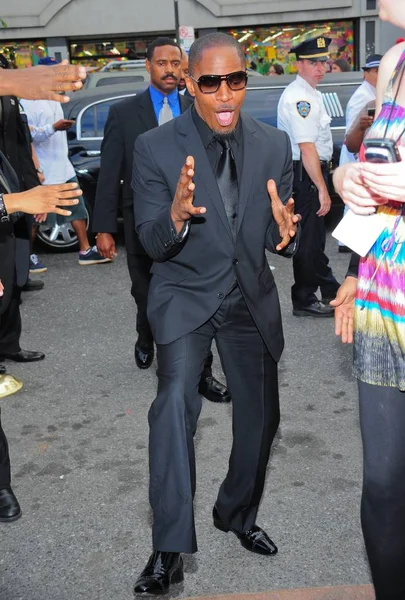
[170,156,206,233]
[53,119,75,131]
[96,233,117,260]
[317,188,332,217]
[4,182,82,217]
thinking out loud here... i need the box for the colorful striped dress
[354,50,405,390]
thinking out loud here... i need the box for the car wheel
[36,198,93,253]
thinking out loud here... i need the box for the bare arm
[0,61,86,103]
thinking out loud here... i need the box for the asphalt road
[0,232,371,600]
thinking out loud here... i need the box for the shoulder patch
[297,101,311,118]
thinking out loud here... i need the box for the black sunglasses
[189,70,248,94]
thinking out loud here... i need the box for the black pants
[0,285,21,356]
[122,204,215,372]
[122,204,153,344]
[291,166,339,308]
[149,285,280,553]
[358,380,405,600]
[0,408,11,489]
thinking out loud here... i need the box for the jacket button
[217,292,224,299]
[232,259,238,265]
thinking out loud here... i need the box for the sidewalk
[191,586,374,600]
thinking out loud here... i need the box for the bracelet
[0,193,10,223]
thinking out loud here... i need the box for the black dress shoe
[21,278,44,292]
[213,506,277,556]
[0,350,45,363]
[134,551,183,595]
[0,487,22,522]
[0,364,5,375]
[292,301,334,318]
[135,341,154,369]
[199,375,231,403]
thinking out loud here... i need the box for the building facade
[0,0,403,72]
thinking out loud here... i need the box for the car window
[78,99,124,139]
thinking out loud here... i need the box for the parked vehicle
[36,72,363,252]
[83,70,149,89]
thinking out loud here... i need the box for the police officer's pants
[291,165,339,309]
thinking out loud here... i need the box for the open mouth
[215,111,235,127]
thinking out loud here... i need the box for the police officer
[277,36,339,317]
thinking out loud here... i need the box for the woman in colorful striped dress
[332,2,405,598]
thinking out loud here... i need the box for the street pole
[174,0,180,43]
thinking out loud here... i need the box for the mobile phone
[367,108,376,118]
[363,138,401,163]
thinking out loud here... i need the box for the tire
[36,196,94,253]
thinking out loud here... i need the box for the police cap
[290,36,331,61]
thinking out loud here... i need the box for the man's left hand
[267,179,301,252]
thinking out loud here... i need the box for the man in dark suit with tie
[93,37,230,403]
[132,33,300,595]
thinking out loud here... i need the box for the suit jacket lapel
[139,89,158,131]
[176,110,233,241]
[237,114,258,235]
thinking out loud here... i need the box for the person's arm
[132,134,204,262]
[30,145,44,184]
[265,133,300,256]
[2,182,81,216]
[0,61,86,102]
[92,104,124,235]
[299,141,331,216]
[344,107,374,153]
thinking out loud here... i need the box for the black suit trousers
[122,204,153,342]
[149,285,280,553]
[0,286,22,356]
[0,408,11,488]
[291,167,339,308]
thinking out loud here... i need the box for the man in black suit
[0,58,46,365]
[93,37,230,403]
[132,33,299,595]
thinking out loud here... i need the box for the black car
[37,72,363,252]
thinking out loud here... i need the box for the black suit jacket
[132,108,294,362]
[0,97,39,287]
[92,88,193,233]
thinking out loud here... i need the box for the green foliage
[0,18,7,29]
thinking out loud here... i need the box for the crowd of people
[1,0,405,598]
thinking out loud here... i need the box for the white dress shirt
[277,75,333,161]
[20,99,75,184]
[339,80,376,166]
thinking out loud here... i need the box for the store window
[69,35,174,70]
[225,20,355,75]
[0,40,47,68]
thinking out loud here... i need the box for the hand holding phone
[367,108,376,118]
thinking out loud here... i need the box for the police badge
[297,101,311,118]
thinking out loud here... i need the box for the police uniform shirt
[339,80,376,166]
[277,74,333,161]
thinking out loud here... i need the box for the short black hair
[146,37,181,61]
[188,33,246,75]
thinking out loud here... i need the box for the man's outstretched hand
[170,156,206,233]
[267,179,301,251]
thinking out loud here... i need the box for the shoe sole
[292,309,334,318]
[29,268,47,274]
[78,258,112,266]
[0,510,22,523]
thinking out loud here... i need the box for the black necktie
[215,136,238,239]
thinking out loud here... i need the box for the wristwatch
[36,167,44,174]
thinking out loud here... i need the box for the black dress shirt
[191,105,244,181]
